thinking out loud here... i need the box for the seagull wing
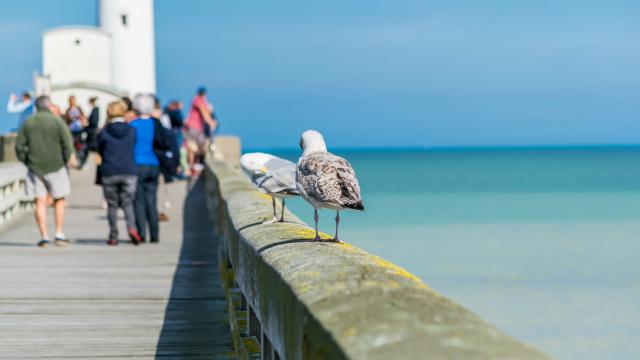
[241,153,300,195]
[332,155,363,208]
[297,152,363,209]
[257,166,299,195]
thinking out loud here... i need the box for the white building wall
[100,0,156,96]
[43,27,112,87]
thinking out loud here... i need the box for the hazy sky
[1,0,639,149]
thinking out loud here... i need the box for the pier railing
[0,162,32,227]
[0,134,33,227]
[0,133,18,162]
[204,157,549,360]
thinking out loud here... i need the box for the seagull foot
[262,217,279,224]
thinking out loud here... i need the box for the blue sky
[1,0,639,149]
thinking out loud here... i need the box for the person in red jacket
[183,86,217,176]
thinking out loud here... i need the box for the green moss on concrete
[206,159,550,360]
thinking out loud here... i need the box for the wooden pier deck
[0,162,233,359]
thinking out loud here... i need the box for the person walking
[15,96,75,248]
[64,95,88,168]
[6,91,34,130]
[131,94,161,243]
[121,96,137,122]
[184,87,217,176]
[165,100,184,144]
[164,100,188,179]
[97,100,142,246]
[86,96,100,151]
[64,95,86,131]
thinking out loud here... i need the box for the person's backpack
[152,118,179,182]
[203,112,219,139]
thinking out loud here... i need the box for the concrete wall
[0,162,31,227]
[213,136,242,168]
[0,134,17,162]
[0,135,32,227]
[205,159,549,360]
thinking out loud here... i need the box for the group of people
[11,87,217,247]
[8,92,100,169]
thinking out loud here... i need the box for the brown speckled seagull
[296,130,364,242]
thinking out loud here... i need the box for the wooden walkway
[0,161,233,359]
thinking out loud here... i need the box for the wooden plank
[0,159,233,358]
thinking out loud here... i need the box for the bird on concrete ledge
[296,130,364,242]
[240,152,300,223]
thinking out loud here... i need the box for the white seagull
[296,130,364,242]
[240,152,300,223]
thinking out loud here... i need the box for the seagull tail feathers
[346,201,365,211]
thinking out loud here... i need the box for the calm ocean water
[272,147,640,360]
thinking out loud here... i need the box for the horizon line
[244,143,640,153]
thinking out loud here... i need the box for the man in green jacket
[15,95,76,248]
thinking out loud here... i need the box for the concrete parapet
[0,162,32,227]
[205,159,549,360]
[213,135,241,168]
[0,133,18,162]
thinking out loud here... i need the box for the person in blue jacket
[131,94,161,243]
[7,91,34,130]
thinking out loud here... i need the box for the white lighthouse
[100,0,156,95]
[38,0,156,125]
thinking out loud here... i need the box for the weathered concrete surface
[0,133,18,162]
[0,162,30,226]
[213,135,242,168]
[0,160,233,359]
[207,159,550,360]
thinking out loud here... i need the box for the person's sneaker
[37,240,50,248]
[128,228,142,246]
[150,238,159,244]
[54,235,71,247]
[106,239,119,246]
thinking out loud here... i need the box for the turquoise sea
[272,147,640,360]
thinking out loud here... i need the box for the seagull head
[300,130,327,155]
[240,153,271,175]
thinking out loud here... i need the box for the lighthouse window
[74,38,81,46]
[121,14,128,27]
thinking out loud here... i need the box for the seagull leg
[263,196,278,224]
[273,197,278,220]
[280,198,286,222]
[333,211,340,242]
[314,208,320,241]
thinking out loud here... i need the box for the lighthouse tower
[100,0,156,95]
[39,0,157,126]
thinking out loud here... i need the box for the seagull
[296,130,364,242]
[240,152,300,223]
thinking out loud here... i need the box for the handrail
[204,158,549,360]
[0,162,31,227]
[0,133,18,163]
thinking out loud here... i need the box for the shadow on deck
[155,176,233,359]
